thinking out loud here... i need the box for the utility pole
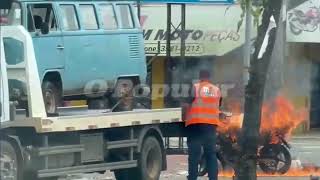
[178,3,186,149]
[181,4,186,83]
[243,1,252,86]
[166,4,172,58]
[165,4,172,108]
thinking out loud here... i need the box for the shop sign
[140,4,254,56]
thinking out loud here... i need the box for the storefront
[286,0,320,129]
[140,3,249,110]
[138,0,318,132]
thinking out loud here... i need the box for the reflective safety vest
[185,81,221,127]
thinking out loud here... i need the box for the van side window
[118,5,134,29]
[79,5,98,30]
[60,5,79,31]
[99,4,117,29]
[27,4,57,33]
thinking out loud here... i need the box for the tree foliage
[237,0,266,32]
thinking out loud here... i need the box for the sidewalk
[292,129,320,139]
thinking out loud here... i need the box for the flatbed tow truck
[0,26,185,180]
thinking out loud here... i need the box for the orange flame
[218,168,320,177]
[218,170,235,177]
[217,96,307,141]
[215,96,312,177]
[260,96,307,139]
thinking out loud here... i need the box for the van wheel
[134,85,151,109]
[112,79,134,112]
[42,81,61,115]
[134,136,163,180]
[87,98,109,109]
[0,139,22,180]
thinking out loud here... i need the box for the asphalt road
[58,132,320,180]
[291,134,320,167]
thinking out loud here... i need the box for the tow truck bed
[4,107,181,133]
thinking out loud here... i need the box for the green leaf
[251,6,264,27]
[237,0,264,32]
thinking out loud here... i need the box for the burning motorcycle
[288,6,320,35]
[198,115,292,176]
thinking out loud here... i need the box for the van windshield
[0,2,22,26]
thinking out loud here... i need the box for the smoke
[263,12,285,101]
[170,57,214,85]
[264,1,313,107]
[164,57,214,106]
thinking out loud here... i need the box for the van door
[58,3,101,96]
[26,3,65,81]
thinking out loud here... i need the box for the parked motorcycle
[288,6,320,35]
[198,129,292,176]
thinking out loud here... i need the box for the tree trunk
[234,0,283,180]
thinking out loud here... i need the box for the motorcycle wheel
[258,144,291,174]
[289,20,303,35]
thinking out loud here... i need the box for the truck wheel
[136,137,163,180]
[112,79,134,112]
[0,140,22,180]
[42,81,61,115]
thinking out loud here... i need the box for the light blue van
[1,0,147,114]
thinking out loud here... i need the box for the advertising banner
[287,0,320,43]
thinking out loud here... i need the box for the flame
[218,168,320,177]
[218,170,235,177]
[214,96,313,177]
[260,96,307,139]
[217,95,307,141]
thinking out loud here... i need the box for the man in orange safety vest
[183,70,222,180]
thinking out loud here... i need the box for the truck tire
[114,137,162,180]
[42,81,61,115]
[136,136,163,180]
[0,140,22,180]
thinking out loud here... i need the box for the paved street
[291,132,320,167]
[158,132,320,180]
[59,131,320,180]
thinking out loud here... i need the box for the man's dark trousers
[187,124,218,180]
